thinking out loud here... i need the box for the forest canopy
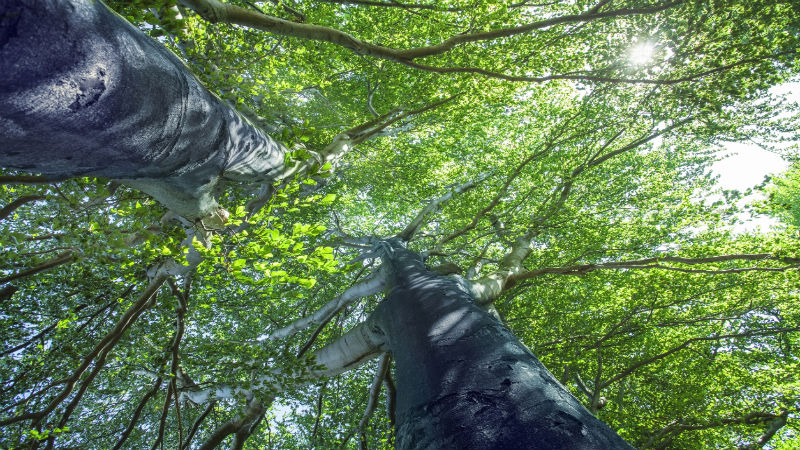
[1,0,800,449]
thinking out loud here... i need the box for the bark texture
[373,242,634,450]
[0,0,285,218]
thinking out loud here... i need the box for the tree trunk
[0,0,286,219]
[373,242,634,450]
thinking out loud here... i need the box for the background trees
[1,0,799,448]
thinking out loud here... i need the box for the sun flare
[629,42,655,65]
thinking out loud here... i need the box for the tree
[1,0,799,449]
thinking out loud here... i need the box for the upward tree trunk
[372,242,634,450]
[0,0,286,219]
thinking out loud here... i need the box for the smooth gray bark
[0,0,285,219]
[373,240,634,450]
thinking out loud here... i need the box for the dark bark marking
[68,68,106,112]
[0,7,22,48]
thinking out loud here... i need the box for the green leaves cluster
[764,161,800,229]
[4,0,800,448]
[191,194,337,289]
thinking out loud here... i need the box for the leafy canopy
[2,0,800,449]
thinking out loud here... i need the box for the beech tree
[1,0,800,449]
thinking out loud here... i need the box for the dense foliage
[2,0,800,448]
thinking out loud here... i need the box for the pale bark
[397,174,491,241]
[370,241,633,449]
[1,0,286,220]
[1,1,461,222]
[266,270,386,341]
[311,314,387,378]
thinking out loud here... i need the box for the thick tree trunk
[0,0,285,219]
[373,243,634,450]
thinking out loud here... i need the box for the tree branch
[152,278,188,450]
[465,116,694,303]
[182,401,216,450]
[350,94,461,145]
[196,398,266,450]
[267,270,386,341]
[0,194,46,221]
[310,381,328,443]
[437,146,551,246]
[182,0,682,64]
[310,313,387,378]
[599,326,800,390]
[357,353,391,450]
[313,0,466,11]
[112,376,164,450]
[383,368,396,428]
[397,172,491,241]
[510,253,800,284]
[0,175,62,185]
[740,410,789,450]
[396,54,778,85]
[646,410,789,450]
[0,299,92,357]
[148,383,174,450]
[573,370,594,401]
[0,250,76,285]
[0,276,166,428]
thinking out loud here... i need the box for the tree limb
[646,410,789,450]
[313,0,467,11]
[197,398,266,450]
[0,194,46,221]
[465,116,693,303]
[397,53,781,85]
[182,0,682,64]
[182,401,216,450]
[349,94,461,145]
[0,276,166,428]
[740,410,789,450]
[599,326,800,390]
[112,377,164,450]
[510,253,800,284]
[437,145,551,246]
[148,383,174,450]
[310,313,387,378]
[310,381,328,443]
[0,175,61,185]
[0,250,76,285]
[267,271,386,341]
[397,172,491,241]
[383,368,396,428]
[357,353,391,450]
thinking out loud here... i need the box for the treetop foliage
[2,0,800,448]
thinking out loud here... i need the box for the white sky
[711,142,788,191]
[706,82,798,232]
[711,82,797,191]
